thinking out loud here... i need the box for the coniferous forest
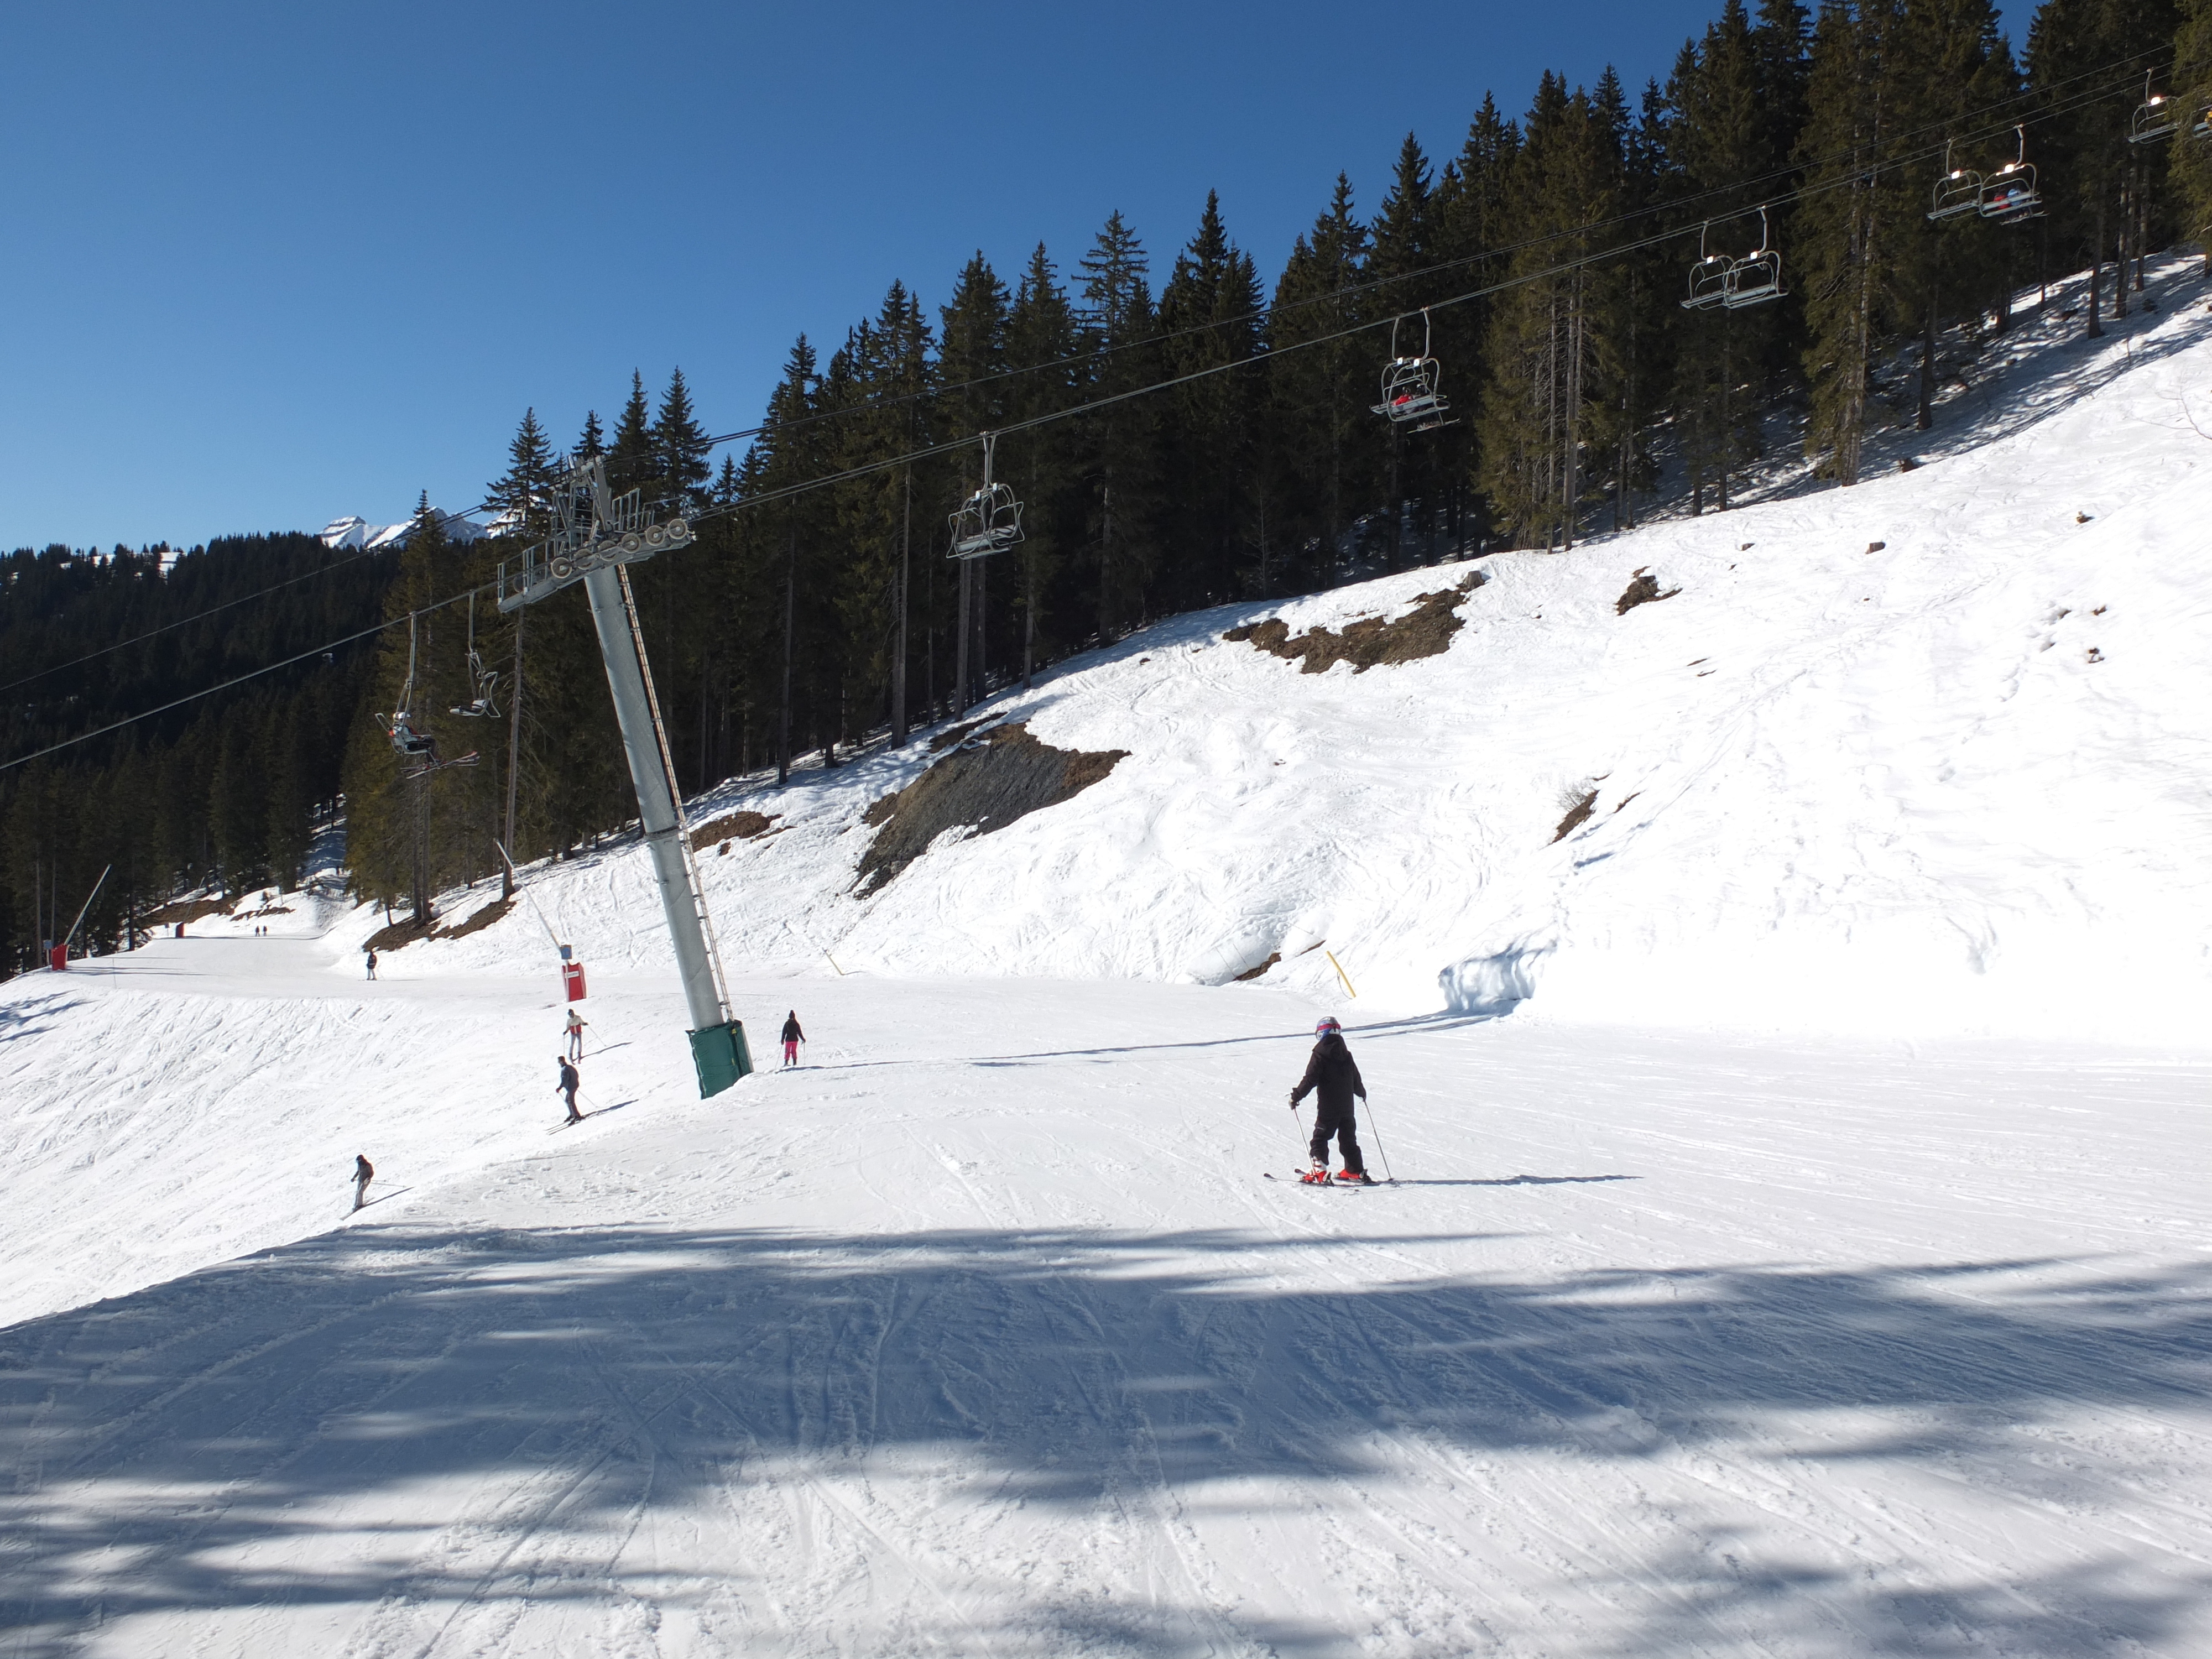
[3,0,2203,978]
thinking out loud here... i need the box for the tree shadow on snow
[2,1225,2209,1655]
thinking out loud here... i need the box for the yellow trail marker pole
[1324,949,1358,999]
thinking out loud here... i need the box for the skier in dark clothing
[364,949,378,981]
[780,1011,804,1068]
[352,1154,374,1211]
[1289,1016,1371,1184]
[556,1056,582,1123]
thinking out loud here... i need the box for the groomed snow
[4,265,2211,1656]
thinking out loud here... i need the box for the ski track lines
[8,296,2212,1652]
[8,968,2212,1655]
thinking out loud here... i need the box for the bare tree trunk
[776,525,795,785]
[955,556,973,713]
[893,465,911,740]
[2087,189,2107,338]
[1917,286,1938,431]
[500,604,524,898]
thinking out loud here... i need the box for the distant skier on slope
[364,949,378,981]
[780,1011,805,1068]
[556,1056,583,1124]
[352,1154,374,1211]
[565,1007,588,1062]
[1290,1016,1373,1185]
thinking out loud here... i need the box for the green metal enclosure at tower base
[690,1020,753,1098]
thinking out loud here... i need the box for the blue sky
[1,1,2029,551]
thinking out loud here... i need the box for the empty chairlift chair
[1682,225,1733,311]
[1927,143,1984,222]
[1721,208,1785,310]
[1370,310,1453,431]
[2131,73,2182,144]
[948,432,1023,560]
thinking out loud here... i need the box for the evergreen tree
[1159,192,1265,604]
[651,368,713,513]
[2175,0,2212,276]
[1076,212,1161,641]
[607,372,655,495]
[1269,175,1379,587]
[488,408,555,531]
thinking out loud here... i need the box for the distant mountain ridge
[319,511,491,550]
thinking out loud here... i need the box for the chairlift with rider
[1978,127,2044,223]
[1370,309,1454,431]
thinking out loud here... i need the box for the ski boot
[1336,1169,1376,1186]
[1297,1165,1333,1186]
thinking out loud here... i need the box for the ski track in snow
[4,270,2212,1655]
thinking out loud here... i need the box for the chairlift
[2192,97,2212,142]
[1978,127,2043,223]
[1927,141,1984,222]
[948,431,1024,560]
[1720,207,1785,309]
[2130,71,2182,144]
[1370,309,1454,430]
[383,613,438,764]
[449,591,500,718]
[1682,224,1732,310]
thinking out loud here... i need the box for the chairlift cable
[682,46,2169,458]
[7,51,2167,774]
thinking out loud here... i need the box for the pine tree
[488,409,555,534]
[1668,2,1780,508]
[607,372,654,495]
[650,368,713,513]
[1005,247,1081,684]
[2176,0,2212,276]
[1794,1,1911,484]
[1076,212,1160,641]
[1269,175,1378,587]
[1159,192,1264,604]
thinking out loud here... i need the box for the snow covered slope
[383,265,2212,1046]
[4,270,2211,1658]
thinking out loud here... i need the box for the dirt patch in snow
[856,723,1129,896]
[1223,570,1485,673]
[1616,570,1682,615]
[687,811,779,852]
[141,895,237,930]
[435,897,512,942]
[363,895,514,953]
[1552,790,1599,843]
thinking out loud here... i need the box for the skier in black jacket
[780,1011,804,1068]
[1289,1016,1371,1184]
[556,1056,583,1124]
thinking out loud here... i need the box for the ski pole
[1361,1095,1396,1183]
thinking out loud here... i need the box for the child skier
[352,1153,374,1211]
[555,1056,582,1124]
[780,1010,804,1068]
[565,1008,588,1061]
[1288,1015,1373,1185]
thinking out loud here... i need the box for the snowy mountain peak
[319,510,488,550]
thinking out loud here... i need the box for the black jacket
[781,1017,804,1043]
[1291,1033,1365,1114]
